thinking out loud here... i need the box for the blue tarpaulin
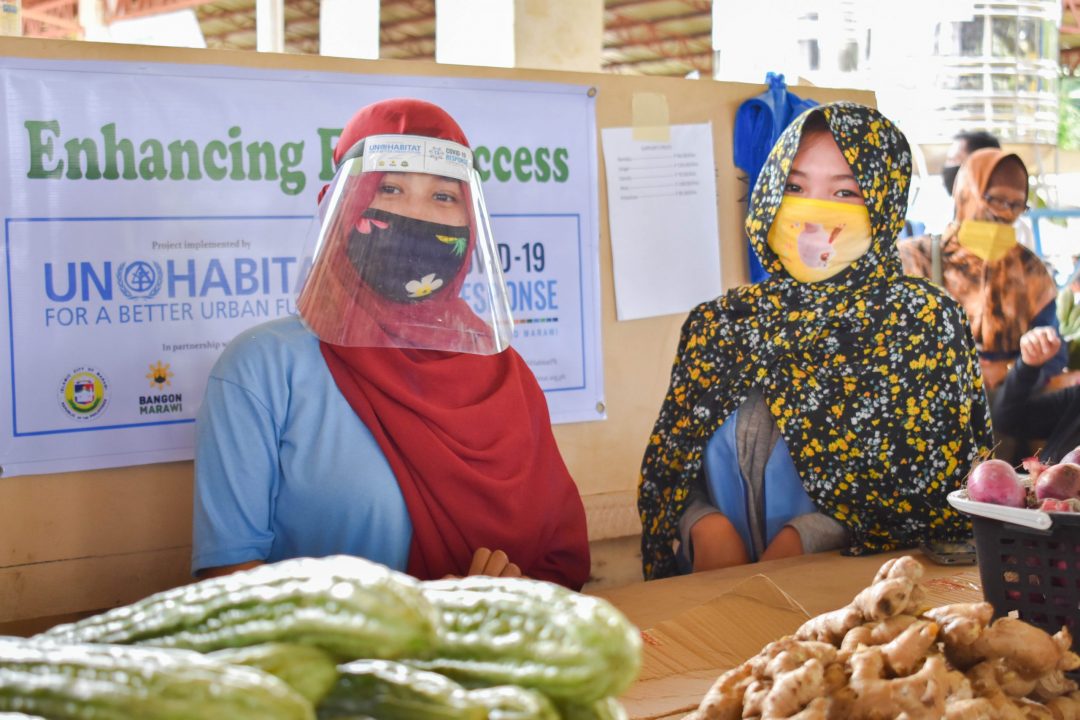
[733,73,818,282]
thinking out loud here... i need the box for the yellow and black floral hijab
[638,102,992,580]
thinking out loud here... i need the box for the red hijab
[307,99,589,589]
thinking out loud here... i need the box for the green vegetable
[317,659,484,720]
[318,659,558,720]
[1059,288,1080,370]
[210,642,339,705]
[468,685,559,720]
[414,576,642,702]
[1060,288,1080,337]
[41,555,437,660]
[558,697,629,720]
[0,637,314,720]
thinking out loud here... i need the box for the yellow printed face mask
[956,220,1017,262]
[767,197,873,283]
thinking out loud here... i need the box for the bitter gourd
[467,685,559,720]
[317,659,484,720]
[558,697,629,720]
[317,659,558,720]
[0,637,314,720]
[210,642,339,705]
[414,576,642,702]
[42,555,437,660]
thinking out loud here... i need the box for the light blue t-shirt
[702,408,818,561]
[192,316,412,575]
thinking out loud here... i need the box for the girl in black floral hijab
[638,102,991,580]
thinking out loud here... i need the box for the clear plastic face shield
[295,134,514,354]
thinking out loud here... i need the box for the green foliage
[1059,78,1080,151]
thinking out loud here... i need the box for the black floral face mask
[347,207,469,303]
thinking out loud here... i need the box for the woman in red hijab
[191,98,590,589]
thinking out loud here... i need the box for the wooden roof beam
[381,12,435,33]
[107,0,219,23]
[23,0,76,14]
[21,7,80,32]
[381,36,435,51]
[381,0,434,17]
[605,9,708,32]
[604,29,712,52]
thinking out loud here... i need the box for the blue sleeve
[1034,299,1068,383]
[192,373,279,574]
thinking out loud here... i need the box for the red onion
[1034,463,1080,501]
[967,460,1026,508]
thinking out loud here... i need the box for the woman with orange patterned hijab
[898,149,1064,390]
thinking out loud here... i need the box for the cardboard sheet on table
[918,570,983,606]
[622,574,811,720]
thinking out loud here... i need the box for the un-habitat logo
[58,367,110,420]
[116,260,163,300]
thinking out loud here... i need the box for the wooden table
[593,551,985,720]
[594,549,982,629]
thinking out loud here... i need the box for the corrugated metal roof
[22,0,715,75]
[17,0,1080,77]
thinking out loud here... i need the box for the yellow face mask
[766,197,873,283]
[956,220,1017,262]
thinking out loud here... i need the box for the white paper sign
[601,123,722,321]
[0,56,604,477]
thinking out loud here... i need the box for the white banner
[0,57,603,477]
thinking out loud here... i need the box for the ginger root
[798,556,925,648]
[785,696,831,719]
[690,663,753,720]
[761,658,825,718]
[688,555,1080,720]
[847,648,949,719]
[882,620,939,677]
[1047,692,1080,720]
[945,698,997,720]
[795,605,863,645]
[981,618,1075,680]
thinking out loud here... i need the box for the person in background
[898,149,1065,392]
[942,130,1000,197]
[638,103,991,580]
[898,130,1001,241]
[192,98,590,589]
[993,326,1080,462]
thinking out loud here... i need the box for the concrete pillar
[514,0,602,72]
[713,0,798,83]
[78,0,105,38]
[256,0,284,53]
[0,0,21,37]
[436,0,514,68]
[320,0,379,59]
[436,0,602,72]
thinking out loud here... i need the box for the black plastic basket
[970,512,1080,658]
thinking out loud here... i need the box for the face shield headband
[296,134,514,354]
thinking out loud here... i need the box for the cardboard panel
[0,546,192,625]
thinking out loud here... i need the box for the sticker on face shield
[362,134,473,182]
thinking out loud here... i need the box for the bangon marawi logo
[59,367,110,420]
